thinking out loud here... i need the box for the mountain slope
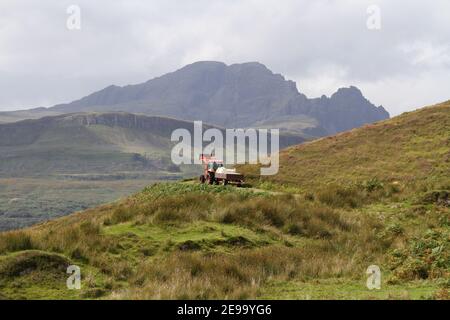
[0,112,200,231]
[0,102,447,300]
[0,111,306,231]
[0,112,197,177]
[0,108,60,124]
[0,62,389,135]
[0,111,306,178]
[241,101,450,191]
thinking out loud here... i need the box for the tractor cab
[199,154,243,186]
[207,161,223,172]
[199,154,222,184]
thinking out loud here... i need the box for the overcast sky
[0,0,449,115]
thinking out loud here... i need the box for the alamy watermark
[66,5,81,30]
[366,265,381,290]
[67,265,81,290]
[366,5,381,30]
[171,121,279,175]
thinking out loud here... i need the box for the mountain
[302,86,390,133]
[0,101,447,300]
[0,62,389,135]
[241,100,450,191]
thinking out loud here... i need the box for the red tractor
[199,154,244,186]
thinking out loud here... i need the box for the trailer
[199,154,244,186]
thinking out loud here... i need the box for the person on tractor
[204,161,223,184]
[199,154,225,184]
[207,161,218,184]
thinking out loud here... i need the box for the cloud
[0,0,449,115]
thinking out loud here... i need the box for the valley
[0,176,179,232]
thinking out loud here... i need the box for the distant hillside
[0,111,306,232]
[241,101,450,191]
[0,62,389,136]
[0,112,192,177]
[0,108,60,124]
[0,111,305,178]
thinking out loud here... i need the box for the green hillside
[0,108,61,124]
[0,111,306,178]
[0,112,305,231]
[0,102,448,300]
[0,112,198,177]
[241,101,450,193]
[0,112,196,231]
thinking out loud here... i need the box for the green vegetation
[0,111,303,232]
[240,101,450,193]
[0,102,448,300]
[0,180,448,299]
[0,112,203,231]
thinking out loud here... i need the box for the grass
[259,278,442,300]
[0,250,111,300]
[0,112,204,231]
[103,221,277,251]
[240,101,450,193]
[0,180,447,299]
[0,102,448,300]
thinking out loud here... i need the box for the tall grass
[123,244,359,299]
[0,231,33,253]
[0,182,446,299]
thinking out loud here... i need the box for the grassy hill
[0,102,448,300]
[0,108,61,124]
[0,111,306,178]
[240,101,450,193]
[0,112,200,231]
[0,112,200,177]
[0,111,306,231]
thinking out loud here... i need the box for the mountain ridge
[0,61,389,135]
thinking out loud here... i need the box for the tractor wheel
[223,179,228,186]
[199,175,206,184]
[208,175,215,185]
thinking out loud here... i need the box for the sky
[0,0,449,115]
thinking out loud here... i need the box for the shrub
[363,178,384,192]
[304,193,315,201]
[388,229,449,280]
[421,190,449,206]
[317,184,363,208]
[386,223,404,236]
[109,206,136,224]
[285,223,303,235]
